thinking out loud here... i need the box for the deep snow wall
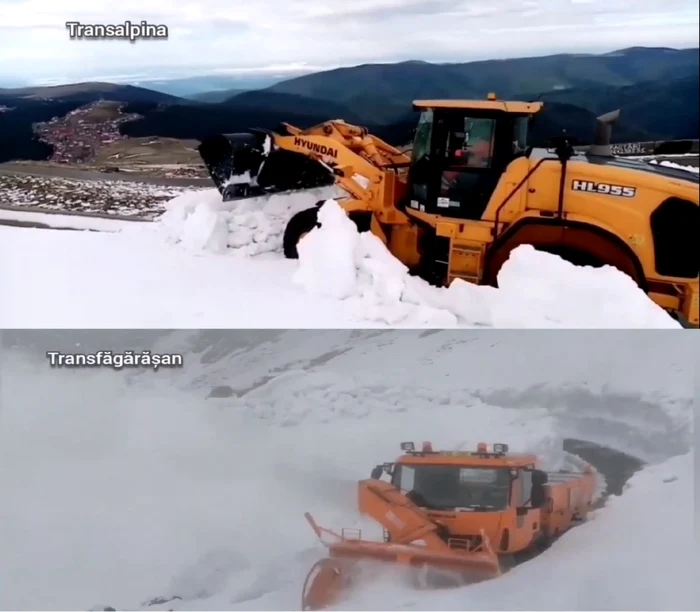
[0,330,695,610]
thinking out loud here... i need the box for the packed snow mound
[158,186,341,256]
[292,200,679,328]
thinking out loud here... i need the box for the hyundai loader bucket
[198,130,335,201]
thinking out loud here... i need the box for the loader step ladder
[447,241,486,285]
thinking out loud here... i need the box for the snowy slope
[0,331,694,610]
[0,190,681,328]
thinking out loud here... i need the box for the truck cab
[371,441,593,555]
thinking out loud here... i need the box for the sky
[0,0,698,86]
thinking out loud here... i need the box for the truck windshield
[393,464,511,511]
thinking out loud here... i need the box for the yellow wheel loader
[198,95,699,326]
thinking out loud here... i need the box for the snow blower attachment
[198,128,336,200]
[301,441,598,610]
[302,479,501,611]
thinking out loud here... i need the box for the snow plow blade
[301,479,502,610]
[198,130,336,201]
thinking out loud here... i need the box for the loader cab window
[393,464,510,511]
[513,116,529,155]
[445,117,496,169]
[409,111,434,206]
[436,115,501,219]
[411,111,433,165]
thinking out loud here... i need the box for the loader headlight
[493,443,509,453]
[400,441,415,452]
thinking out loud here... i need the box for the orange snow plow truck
[301,441,597,610]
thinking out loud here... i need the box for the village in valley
[33,101,139,164]
[0,100,208,217]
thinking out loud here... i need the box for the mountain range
[0,46,697,163]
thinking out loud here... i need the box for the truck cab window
[519,469,533,507]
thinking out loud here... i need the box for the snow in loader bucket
[198,131,336,201]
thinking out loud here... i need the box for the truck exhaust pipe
[587,109,620,157]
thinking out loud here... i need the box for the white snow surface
[0,207,152,231]
[0,331,695,611]
[649,159,700,174]
[1,190,680,328]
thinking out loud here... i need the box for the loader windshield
[412,111,433,165]
[394,464,511,511]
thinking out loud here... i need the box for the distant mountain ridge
[0,81,184,104]
[261,46,699,105]
[1,47,697,164]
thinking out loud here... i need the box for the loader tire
[283,208,372,259]
[283,207,320,259]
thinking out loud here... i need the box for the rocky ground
[0,155,695,221]
[0,172,206,218]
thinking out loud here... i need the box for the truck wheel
[283,207,320,259]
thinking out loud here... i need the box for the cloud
[0,0,697,84]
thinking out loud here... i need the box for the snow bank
[157,186,341,256]
[293,201,679,328]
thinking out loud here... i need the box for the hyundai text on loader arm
[199,95,699,326]
[300,441,597,610]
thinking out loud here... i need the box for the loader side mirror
[370,465,383,480]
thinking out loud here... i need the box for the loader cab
[408,97,543,220]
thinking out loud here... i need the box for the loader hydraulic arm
[272,121,411,206]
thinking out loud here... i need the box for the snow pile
[649,159,700,174]
[2,195,680,328]
[292,201,679,328]
[158,186,341,256]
